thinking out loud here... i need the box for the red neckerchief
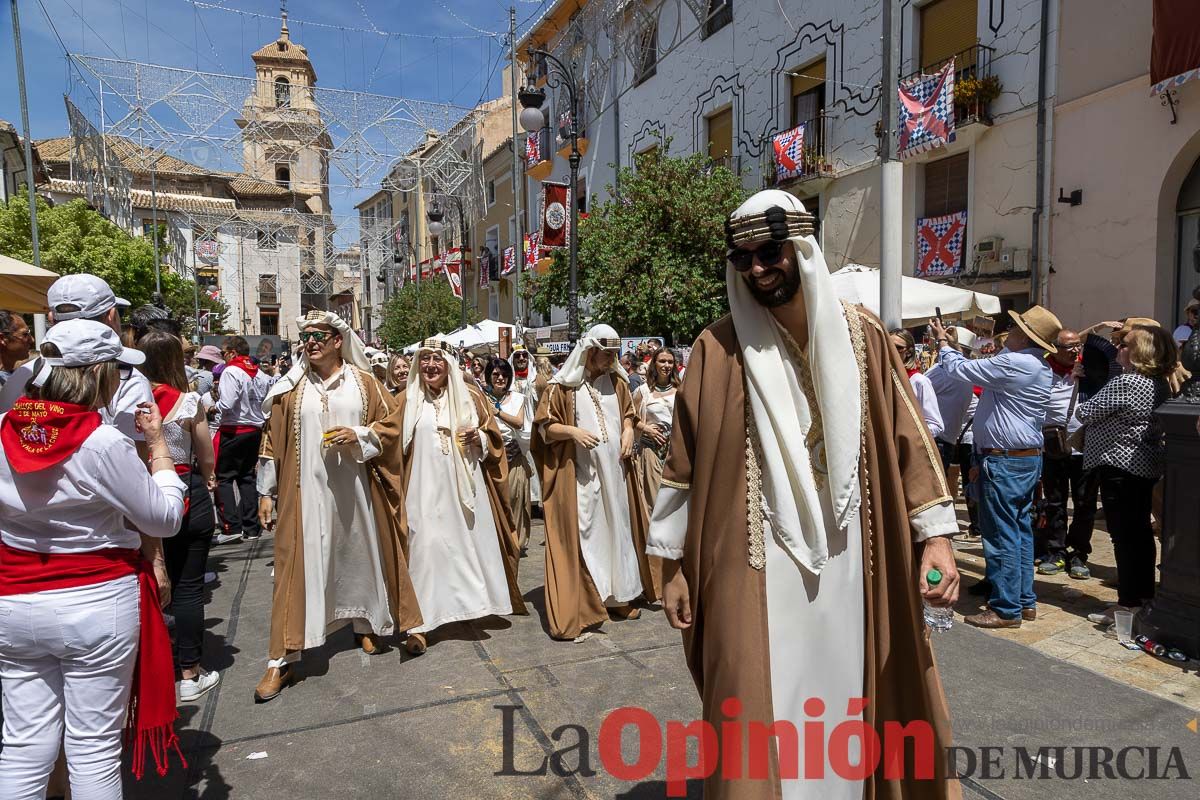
[0,543,186,778]
[906,367,921,378]
[0,398,102,474]
[1047,356,1074,378]
[514,365,529,379]
[973,386,983,397]
[226,355,259,378]
[151,383,181,420]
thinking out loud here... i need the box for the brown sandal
[404,632,427,655]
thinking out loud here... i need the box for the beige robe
[659,308,959,800]
[261,368,422,659]
[532,374,661,640]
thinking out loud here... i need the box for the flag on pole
[441,251,463,298]
[772,125,805,182]
[915,211,968,277]
[540,182,569,248]
[898,59,956,158]
[501,245,516,276]
[525,132,541,167]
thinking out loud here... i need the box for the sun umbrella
[829,264,1002,327]
[0,253,58,313]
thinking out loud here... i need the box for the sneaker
[213,532,242,545]
[242,532,261,541]
[1068,556,1091,580]
[1038,557,1066,576]
[177,669,221,702]
[1087,604,1138,626]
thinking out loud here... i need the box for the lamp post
[427,198,469,329]
[519,47,582,342]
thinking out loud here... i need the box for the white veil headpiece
[550,323,629,389]
[262,311,371,416]
[726,189,861,574]
[402,336,480,515]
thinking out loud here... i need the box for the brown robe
[261,367,423,660]
[532,374,661,641]
[662,307,959,800]
[375,384,528,619]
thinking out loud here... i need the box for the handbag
[1043,382,1079,459]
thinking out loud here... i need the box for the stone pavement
[127,520,1200,799]
[949,505,1200,711]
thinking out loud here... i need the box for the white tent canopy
[402,319,517,354]
[829,264,1001,327]
[0,253,58,314]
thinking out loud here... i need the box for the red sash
[152,383,181,420]
[906,367,921,378]
[0,398,102,474]
[226,355,259,378]
[0,544,186,779]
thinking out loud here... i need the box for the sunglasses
[728,240,785,272]
[298,331,334,343]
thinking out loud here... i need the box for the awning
[829,264,1001,327]
[0,253,59,313]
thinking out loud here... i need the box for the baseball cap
[34,320,144,384]
[47,274,130,321]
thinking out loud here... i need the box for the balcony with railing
[901,43,998,129]
[257,275,278,306]
[768,111,834,190]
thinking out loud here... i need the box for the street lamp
[519,47,582,342]
[427,198,469,328]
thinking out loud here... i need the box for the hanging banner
[541,182,569,249]
[525,132,541,167]
[524,232,541,271]
[898,59,956,159]
[772,125,805,183]
[441,251,463,299]
[1151,0,1200,94]
[501,245,516,276]
[206,286,221,302]
[915,211,968,278]
[478,248,491,289]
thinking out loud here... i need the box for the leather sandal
[404,632,427,655]
[253,664,292,703]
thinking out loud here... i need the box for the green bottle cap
[926,568,943,586]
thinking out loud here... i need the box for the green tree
[0,188,227,333]
[525,141,747,344]
[378,278,478,350]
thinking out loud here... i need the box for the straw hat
[1112,317,1160,345]
[1006,305,1062,353]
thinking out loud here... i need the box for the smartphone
[934,306,943,324]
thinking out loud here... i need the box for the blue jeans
[978,453,1041,619]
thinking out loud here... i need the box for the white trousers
[0,575,140,800]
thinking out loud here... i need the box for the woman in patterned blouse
[1076,325,1179,623]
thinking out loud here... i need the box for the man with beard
[648,190,961,799]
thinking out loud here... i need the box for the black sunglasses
[728,240,786,272]
[298,331,333,343]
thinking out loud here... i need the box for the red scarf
[0,398,102,474]
[226,355,259,378]
[1047,356,1075,378]
[0,543,186,779]
[906,367,921,378]
[152,383,181,420]
[514,365,529,379]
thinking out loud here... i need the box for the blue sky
[0,0,551,218]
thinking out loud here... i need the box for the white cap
[47,274,130,321]
[32,320,144,387]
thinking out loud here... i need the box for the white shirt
[925,363,975,445]
[0,423,185,553]
[909,371,944,441]
[1172,324,1193,344]
[216,362,270,427]
[0,363,153,442]
[1045,368,1083,436]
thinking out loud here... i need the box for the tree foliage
[378,278,479,350]
[0,188,228,333]
[525,141,747,344]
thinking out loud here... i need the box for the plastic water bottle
[923,569,954,632]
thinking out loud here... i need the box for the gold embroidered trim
[889,369,952,499]
[584,381,610,443]
[660,477,691,490]
[292,375,307,488]
[909,495,954,518]
[744,395,766,571]
[842,301,873,576]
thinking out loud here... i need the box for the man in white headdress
[647,191,961,799]
[532,324,660,642]
[252,311,422,703]
[382,337,526,655]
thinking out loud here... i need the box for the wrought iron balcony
[901,43,998,127]
[768,111,834,188]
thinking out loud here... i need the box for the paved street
[128,520,1200,800]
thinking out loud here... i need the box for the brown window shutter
[920,0,978,70]
[923,153,969,217]
[707,108,733,161]
[790,59,826,98]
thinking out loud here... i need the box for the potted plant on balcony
[954,75,1002,123]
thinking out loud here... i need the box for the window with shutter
[790,60,826,127]
[706,108,733,165]
[923,153,969,217]
[919,0,978,71]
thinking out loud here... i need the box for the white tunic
[574,374,643,605]
[634,384,677,431]
[296,366,394,648]
[405,395,512,634]
[513,377,541,502]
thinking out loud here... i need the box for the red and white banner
[541,182,569,249]
[525,233,541,271]
[441,251,463,298]
[525,132,541,166]
[501,246,516,276]
[772,125,805,183]
[479,248,491,289]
